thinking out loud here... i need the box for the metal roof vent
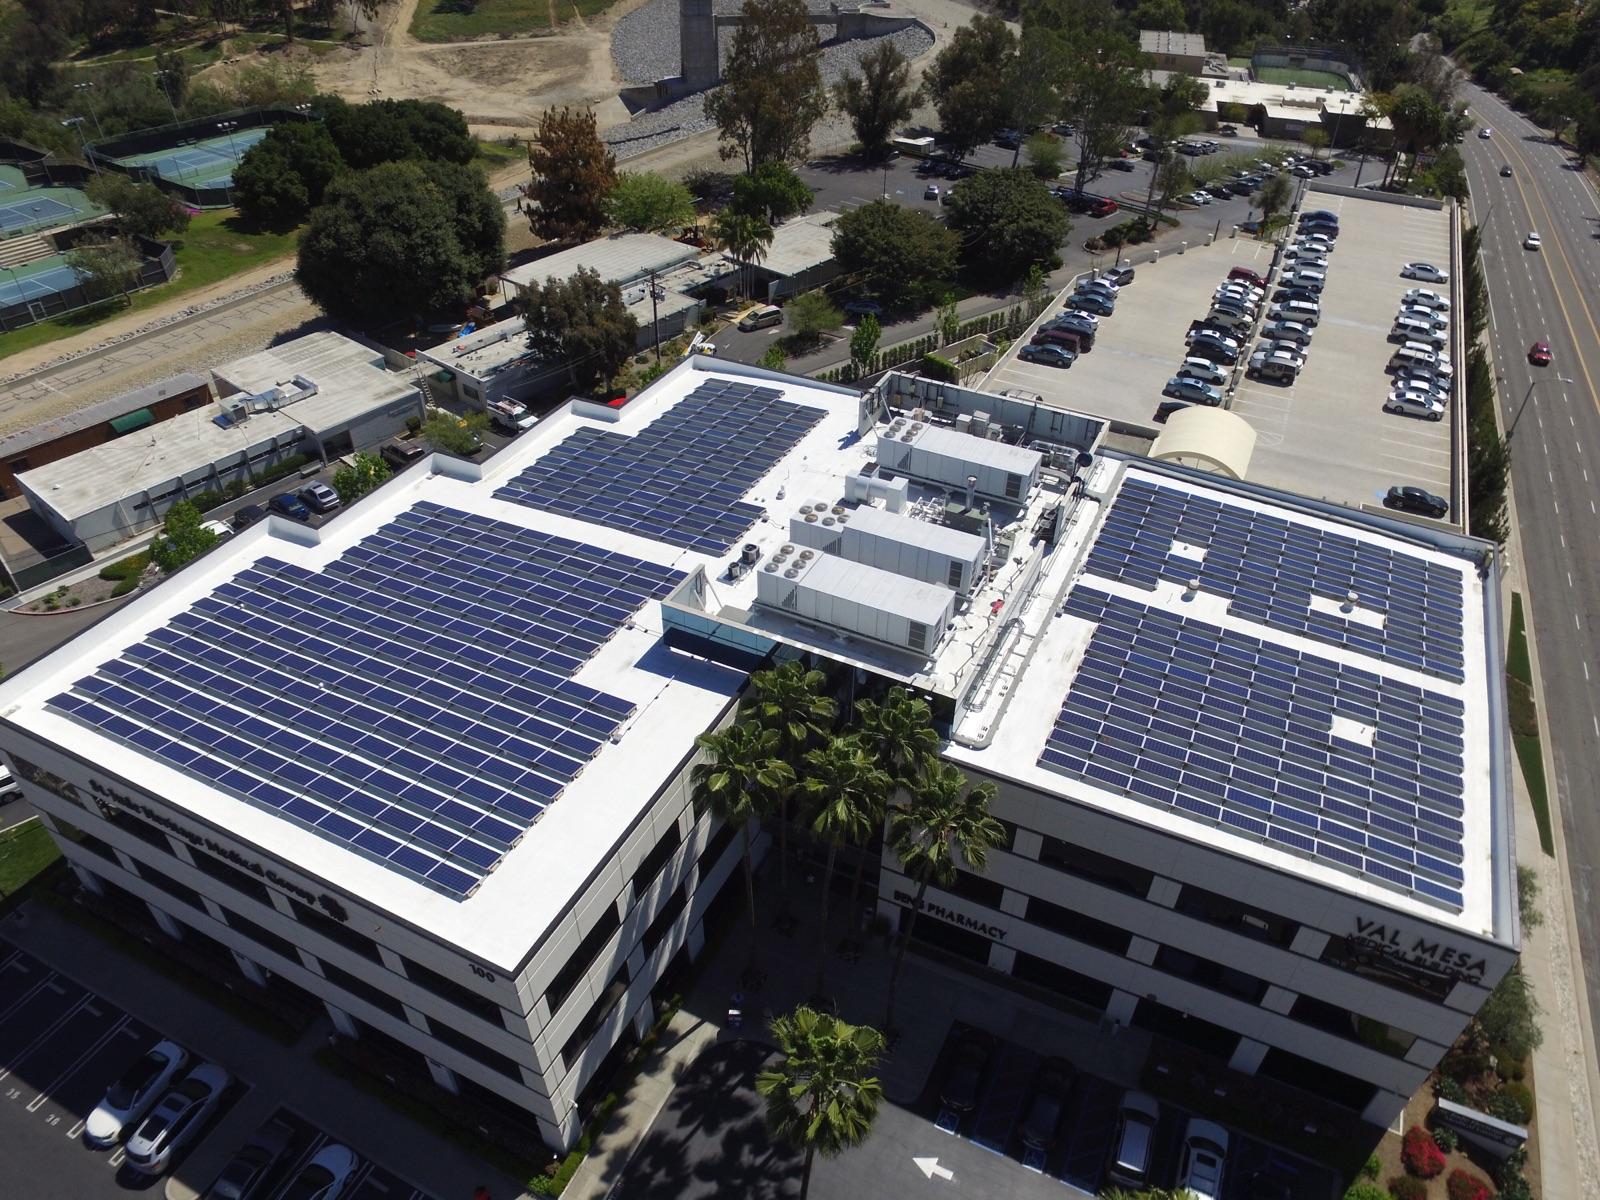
[764,562,780,572]
[804,512,818,522]
[798,504,812,514]
[831,505,845,515]
[1183,577,1201,600]
[822,516,835,525]
[785,567,800,578]
[781,544,795,555]
[1343,589,1359,612]
[799,549,813,559]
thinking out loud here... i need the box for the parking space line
[0,990,90,1082]
[0,969,60,1023]
[26,1013,133,1112]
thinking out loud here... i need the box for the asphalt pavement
[1456,82,1600,1070]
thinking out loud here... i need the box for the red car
[1089,198,1119,218]
[1529,341,1552,366]
[1228,267,1266,288]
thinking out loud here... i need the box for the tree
[1251,172,1293,238]
[1384,84,1448,186]
[802,735,890,994]
[233,121,343,228]
[322,97,475,169]
[731,162,813,225]
[1476,964,1541,1064]
[150,501,218,574]
[1025,133,1064,179]
[747,661,837,902]
[760,345,789,371]
[1303,126,1330,160]
[420,410,487,457]
[1022,264,1048,319]
[884,761,1004,1029]
[67,237,142,302]
[850,314,880,377]
[525,106,617,243]
[1517,864,1542,937]
[330,451,391,503]
[711,209,774,300]
[756,1006,885,1200]
[604,171,696,233]
[1152,152,1192,216]
[705,0,827,170]
[1416,145,1468,202]
[785,290,842,342]
[691,721,793,936]
[1053,13,1148,196]
[845,688,937,918]
[1142,73,1207,216]
[298,160,503,326]
[84,174,189,241]
[1131,0,1184,28]
[924,14,1016,157]
[523,267,640,392]
[833,40,918,161]
[154,48,191,110]
[945,168,1067,283]
[829,201,958,310]
[935,293,959,347]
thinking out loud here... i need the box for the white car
[1178,357,1228,385]
[1179,1119,1230,1200]
[1401,262,1449,283]
[1524,231,1542,251]
[1183,191,1212,205]
[1256,343,1306,368]
[279,1143,361,1200]
[1479,126,1492,138]
[1403,288,1451,311]
[1386,390,1446,420]
[1398,306,1448,331]
[125,1063,231,1175]
[85,1040,189,1147]
[1215,282,1264,300]
[1261,320,1312,345]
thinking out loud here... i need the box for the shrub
[1403,1126,1446,1178]
[1446,1168,1494,1200]
[111,575,142,597]
[1344,1184,1388,1200]
[1487,1081,1533,1124]
[98,552,150,581]
[1389,1176,1427,1200]
[1363,1154,1382,1180]
[1436,1073,1468,1103]
[1432,1124,1459,1152]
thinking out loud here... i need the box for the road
[1456,82,1600,1058]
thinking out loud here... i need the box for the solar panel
[493,381,826,553]
[1045,586,1467,911]
[45,503,684,899]
[1085,478,1465,682]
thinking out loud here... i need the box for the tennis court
[0,260,83,306]
[116,127,268,188]
[0,195,77,233]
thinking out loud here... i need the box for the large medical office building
[0,359,1518,1147]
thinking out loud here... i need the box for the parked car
[1529,341,1552,366]
[125,1063,231,1175]
[1401,261,1449,283]
[1273,286,1321,305]
[1067,293,1114,316]
[844,298,884,319]
[736,304,783,331]
[1253,345,1305,371]
[1019,1059,1075,1151]
[1019,343,1077,368]
[1188,339,1239,365]
[85,1040,189,1147]
[1106,1092,1161,1189]
[1100,265,1136,286]
[379,440,426,471]
[1088,198,1119,217]
[204,1119,296,1200]
[490,398,539,432]
[1164,377,1223,405]
[1106,157,1135,171]
[230,504,266,531]
[1154,399,1193,423]
[1047,312,1099,334]
[1385,390,1446,420]
[1181,191,1211,205]
[1178,356,1228,385]
[1479,126,1493,138]
[923,184,941,201]
[269,491,312,521]
[1227,267,1267,288]
[1500,164,1513,177]
[1261,320,1312,346]
[1403,288,1451,312]
[1178,1119,1231,1200]
[1384,486,1449,519]
[278,1143,361,1200]
[939,1031,994,1112]
[1034,326,1090,353]
[1398,305,1448,330]
[299,483,341,515]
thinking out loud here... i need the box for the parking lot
[0,941,438,1200]
[983,234,1278,431]
[1231,191,1456,516]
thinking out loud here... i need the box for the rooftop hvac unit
[754,551,955,655]
[874,423,1043,505]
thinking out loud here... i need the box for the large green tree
[297,160,503,326]
[322,96,475,169]
[785,290,842,343]
[924,14,1016,157]
[706,0,827,170]
[829,200,959,310]
[525,106,617,243]
[85,174,190,241]
[731,162,814,225]
[945,168,1068,283]
[845,688,937,919]
[756,1006,885,1200]
[691,721,793,935]
[747,661,838,900]
[604,171,696,233]
[233,121,343,229]
[151,500,218,574]
[67,236,142,302]
[523,266,639,392]
[1044,2,1149,195]
[833,40,919,161]
[802,735,890,994]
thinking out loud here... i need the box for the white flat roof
[214,331,420,436]
[499,233,699,294]
[728,210,840,277]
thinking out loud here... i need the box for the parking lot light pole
[61,117,101,176]
[218,120,240,157]
[74,82,105,139]
[1508,374,1574,443]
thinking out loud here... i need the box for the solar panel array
[47,503,683,899]
[1085,477,1466,682]
[1043,586,1468,910]
[494,380,826,553]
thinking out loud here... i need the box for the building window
[1037,835,1153,897]
[630,823,683,899]
[696,818,738,873]
[186,849,277,908]
[1173,884,1300,948]
[1256,1046,1377,1113]
[941,869,1004,910]
[102,806,177,855]
[401,958,507,1027]
[49,815,118,863]
[1025,895,1133,955]
[426,1018,525,1081]
[319,960,409,1021]
[215,905,300,965]
[560,969,630,1069]
[1153,945,1267,1004]
[1011,950,1114,1011]
[138,866,205,912]
[1287,994,1418,1058]
[289,899,381,963]
[641,887,687,958]
[908,911,991,965]
[1317,933,1455,1002]
[544,902,622,1014]
[1130,996,1241,1059]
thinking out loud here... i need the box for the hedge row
[813,306,1028,385]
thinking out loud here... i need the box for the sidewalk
[3,901,531,1200]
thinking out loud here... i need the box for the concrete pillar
[1105,988,1139,1026]
[1361,1089,1407,1128]
[72,863,105,895]
[148,904,184,941]
[325,1001,359,1039]
[631,1000,654,1039]
[1289,927,1329,957]
[404,1005,429,1033]
[1228,1037,1268,1075]
[1261,986,1296,1014]
[679,0,720,89]
[1012,828,1042,859]
[1146,876,1180,906]
[232,949,269,987]
[998,889,1028,919]
[545,1109,580,1153]
[1126,937,1158,965]
[987,943,1016,974]
[424,1057,461,1094]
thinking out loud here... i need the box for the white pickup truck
[490,399,538,433]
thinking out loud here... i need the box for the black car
[1275,286,1321,304]
[203,1119,294,1200]
[380,439,426,471]
[939,1031,994,1112]
[844,298,884,319]
[1154,399,1193,423]
[1384,486,1448,519]
[1019,1059,1076,1150]
[1500,164,1512,177]
[1189,340,1239,366]
[268,491,312,521]
[231,504,267,531]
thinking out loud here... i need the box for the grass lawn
[1253,66,1351,91]
[409,0,618,42]
[1506,593,1554,854]
[474,138,526,169]
[0,210,301,364]
[0,820,61,901]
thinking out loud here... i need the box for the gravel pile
[605,24,933,160]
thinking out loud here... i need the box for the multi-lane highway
[1456,81,1600,1058]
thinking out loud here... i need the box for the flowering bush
[1403,1126,1447,1178]
[1447,1168,1495,1200]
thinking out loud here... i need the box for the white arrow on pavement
[913,1156,955,1182]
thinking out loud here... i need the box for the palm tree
[883,761,1004,1031]
[748,661,838,898]
[690,721,793,937]
[711,209,775,300]
[843,687,939,922]
[801,735,890,995]
[1251,173,1293,241]
[756,1005,885,1200]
